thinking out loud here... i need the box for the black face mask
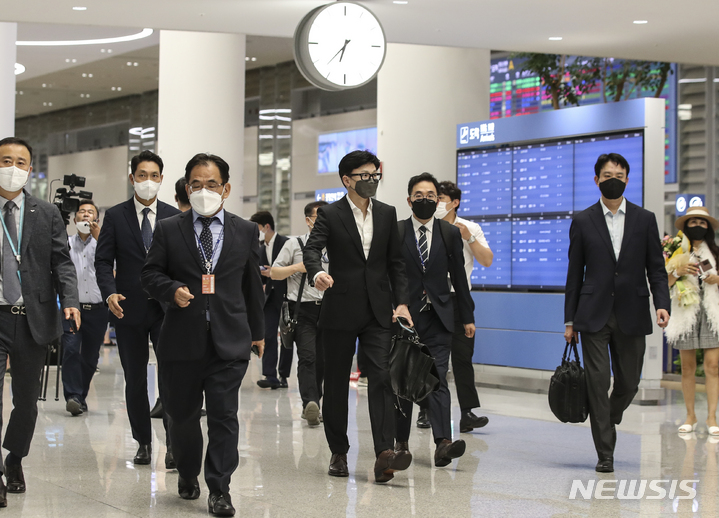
[598,177,627,200]
[352,179,378,199]
[411,199,437,220]
[685,225,708,241]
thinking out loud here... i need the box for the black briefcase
[548,338,589,423]
[389,317,440,403]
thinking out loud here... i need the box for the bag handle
[563,337,580,362]
[395,315,420,343]
[292,237,307,321]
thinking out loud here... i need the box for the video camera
[53,174,93,225]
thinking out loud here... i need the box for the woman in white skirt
[665,207,719,436]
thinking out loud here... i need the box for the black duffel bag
[389,317,440,403]
[548,338,589,423]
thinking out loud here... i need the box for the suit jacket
[304,195,409,331]
[564,200,670,335]
[262,234,288,309]
[141,210,265,362]
[13,191,79,344]
[401,217,474,333]
[95,197,180,326]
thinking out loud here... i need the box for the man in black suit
[303,150,413,483]
[564,153,670,473]
[142,153,265,517]
[0,137,80,505]
[395,173,475,467]
[249,211,290,389]
[95,150,180,467]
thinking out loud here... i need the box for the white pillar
[376,43,490,216]
[157,31,246,215]
[0,22,17,139]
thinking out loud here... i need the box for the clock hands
[328,39,351,64]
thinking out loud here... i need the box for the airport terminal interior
[3,1,719,516]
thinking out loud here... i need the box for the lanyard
[194,223,224,274]
[0,199,24,283]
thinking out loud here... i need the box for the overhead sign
[675,194,705,216]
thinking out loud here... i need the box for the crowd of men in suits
[0,135,670,515]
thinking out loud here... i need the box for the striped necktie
[418,226,431,312]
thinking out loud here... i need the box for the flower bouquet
[663,231,700,307]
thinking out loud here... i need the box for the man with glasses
[303,150,413,483]
[61,201,109,417]
[96,150,180,467]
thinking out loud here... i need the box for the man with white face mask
[0,137,80,506]
[95,150,180,468]
[142,153,264,516]
[61,201,108,417]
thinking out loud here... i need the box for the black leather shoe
[80,401,88,413]
[0,476,6,507]
[133,444,151,465]
[66,397,83,416]
[256,378,281,389]
[434,439,466,467]
[328,453,349,477]
[178,476,200,500]
[460,411,489,433]
[4,462,25,493]
[416,409,431,429]
[279,377,288,388]
[208,491,235,516]
[374,448,412,483]
[595,459,614,473]
[150,398,164,419]
[165,451,176,470]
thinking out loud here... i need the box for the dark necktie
[141,207,153,251]
[2,201,21,304]
[418,226,431,312]
[200,217,215,271]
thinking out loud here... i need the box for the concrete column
[157,30,245,214]
[376,43,490,217]
[0,22,17,139]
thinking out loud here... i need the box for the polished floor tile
[1,345,717,516]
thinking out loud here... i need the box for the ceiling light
[133,62,138,66]
[82,73,87,77]
[42,83,47,87]
[17,28,153,47]
[72,6,87,11]
[393,1,409,4]
[251,57,257,62]
[549,37,563,41]
[245,57,249,61]
[633,20,648,24]
[14,63,25,75]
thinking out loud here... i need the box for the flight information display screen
[458,130,643,290]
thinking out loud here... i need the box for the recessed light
[72,6,87,11]
[126,62,132,66]
[133,62,138,66]
[15,63,25,75]
[393,1,409,4]
[82,73,87,77]
[251,57,257,62]
[633,20,648,24]
[42,83,47,87]
[549,36,563,41]
[245,57,249,61]
[17,28,153,46]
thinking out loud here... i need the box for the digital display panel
[318,127,377,174]
[457,148,512,217]
[315,188,346,203]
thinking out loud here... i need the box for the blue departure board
[511,216,572,288]
[457,148,512,217]
[471,218,512,287]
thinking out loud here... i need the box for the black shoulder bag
[548,338,589,423]
[389,316,440,403]
[279,238,306,350]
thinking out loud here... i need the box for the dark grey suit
[0,190,78,465]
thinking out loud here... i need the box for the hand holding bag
[389,316,440,403]
[279,238,306,349]
[548,338,589,423]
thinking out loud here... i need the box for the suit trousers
[261,302,293,381]
[396,308,453,444]
[450,294,480,411]
[288,301,324,408]
[321,313,395,456]
[581,310,646,461]
[61,306,109,403]
[0,311,49,465]
[160,330,248,494]
[114,300,170,446]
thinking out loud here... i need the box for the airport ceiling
[7,0,719,118]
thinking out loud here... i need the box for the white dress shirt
[0,191,25,305]
[600,197,626,260]
[347,195,373,259]
[273,232,327,302]
[263,232,277,265]
[68,233,103,304]
[411,215,435,261]
[133,196,158,231]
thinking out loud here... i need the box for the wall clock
[293,2,387,91]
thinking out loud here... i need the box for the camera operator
[61,200,109,416]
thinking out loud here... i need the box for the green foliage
[673,348,705,377]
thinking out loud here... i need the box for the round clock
[293,2,387,91]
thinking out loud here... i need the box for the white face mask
[0,165,30,192]
[258,230,266,242]
[76,221,91,234]
[434,201,452,220]
[190,187,225,217]
[133,179,162,201]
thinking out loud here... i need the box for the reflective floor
[2,346,717,517]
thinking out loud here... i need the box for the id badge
[202,274,216,294]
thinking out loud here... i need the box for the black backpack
[548,338,589,423]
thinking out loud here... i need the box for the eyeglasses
[410,193,438,202]
[189,181,224,193]
[348,172,383,182]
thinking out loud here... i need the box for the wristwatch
[467,235,476,244]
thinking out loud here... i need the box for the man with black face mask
[394,173,475,468]
[303,150,413,484]
[564,153,670,473]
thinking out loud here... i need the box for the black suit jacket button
[611,292,614,296]
[615,272,618,276]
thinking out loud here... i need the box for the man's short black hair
[175,177,190,205]
[438,180,462,210]
[76,200,99,218]
[131,150,164,175]
[184,153,230,184]
[407,172,440,196]
[338,150,380,183]
[594,153,630,177]
[0,137,33,163]
[304,200,328,217]
[250,211,274,230]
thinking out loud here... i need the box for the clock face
[294,2,386,91]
